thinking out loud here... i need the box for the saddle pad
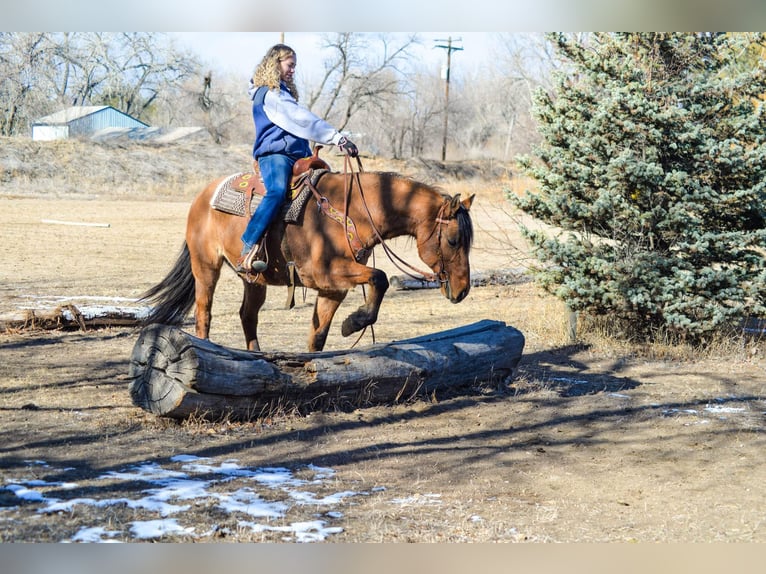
[210,172,261,217]
[210,168,327,222]
[284,169,328,223]
[284,185,312,224]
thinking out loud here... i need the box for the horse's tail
[139,242,196,326]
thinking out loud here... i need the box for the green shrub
[512,33,766,343]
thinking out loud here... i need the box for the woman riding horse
[237,43,358,274]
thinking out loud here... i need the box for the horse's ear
[446,193,473,216]
[448,194,462,215]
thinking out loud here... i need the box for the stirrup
[236,244,267,274]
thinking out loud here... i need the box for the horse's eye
[447,236,459,248]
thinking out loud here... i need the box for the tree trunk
[128,320,525,421]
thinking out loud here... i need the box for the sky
[169,32,499,85]
[6,1,766,33]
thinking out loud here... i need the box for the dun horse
[141,156,474,352]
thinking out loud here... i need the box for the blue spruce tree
[513,33,766,342]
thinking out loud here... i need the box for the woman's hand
[337,136,359,158]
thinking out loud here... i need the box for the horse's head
[421,193,475,304]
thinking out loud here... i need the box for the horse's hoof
[341,316,360,337]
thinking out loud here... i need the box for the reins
[340,154,449,285]
[300,153,450,284]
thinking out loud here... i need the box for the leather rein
[303,153,452,284]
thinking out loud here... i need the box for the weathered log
[128,319,525,421]
[0,304,149,332]
[389,269,529,290]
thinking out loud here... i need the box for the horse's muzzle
[442,280,470,304]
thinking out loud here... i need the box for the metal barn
[31,106,149,141]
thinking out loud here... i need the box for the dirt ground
[1,154,766,542]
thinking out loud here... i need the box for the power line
[434,37,463,161]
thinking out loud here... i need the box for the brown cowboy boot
[235,243,267,274]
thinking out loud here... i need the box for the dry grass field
[1,137,765,543]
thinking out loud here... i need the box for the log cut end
[128,324,199,416]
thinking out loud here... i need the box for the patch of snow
[391,493,442,506]
[704,405,746,414]
[130,519,195,539]
[5,484,46,502]
[69,526,122,543]
[240,519,343,543]
[1,456,372,543]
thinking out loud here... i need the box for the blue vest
[251,85,312,161]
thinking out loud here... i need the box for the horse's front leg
[340,267,389,338]
[310,289,348,352]
[240,281,268,351]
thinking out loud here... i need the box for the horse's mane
[439,193,474,251]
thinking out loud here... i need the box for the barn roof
[33,106,147,126]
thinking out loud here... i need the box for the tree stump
[128,319,525,421]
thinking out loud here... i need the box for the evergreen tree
[513,32,766,341]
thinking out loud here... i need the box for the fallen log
[390,268,529,291]
[0,304,149,332]
[128,319,525,421]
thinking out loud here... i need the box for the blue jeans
[241,154,295,249]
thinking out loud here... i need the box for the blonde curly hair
[251,44,299,101]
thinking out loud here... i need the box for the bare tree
[161,69,251,145]
[305,33,421,133]
[351,63,449,159]
[100,33,198,119]
[0,33,52,136]
[404,71,446,157]
[0,32,200,135]
[452,70,497,156]
[495,32,584,159]
[47,32,112,107]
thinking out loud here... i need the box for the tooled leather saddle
[210,146,331,219]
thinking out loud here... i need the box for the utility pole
[435,37,463,161]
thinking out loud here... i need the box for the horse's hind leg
[310,290,348,352]
[240,281,268,351]
[191,260,221,341]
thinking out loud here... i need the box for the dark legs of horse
[240,281,268,351]
[191,260,221,341]
[340,268,389,338]
[310,290,348,352]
